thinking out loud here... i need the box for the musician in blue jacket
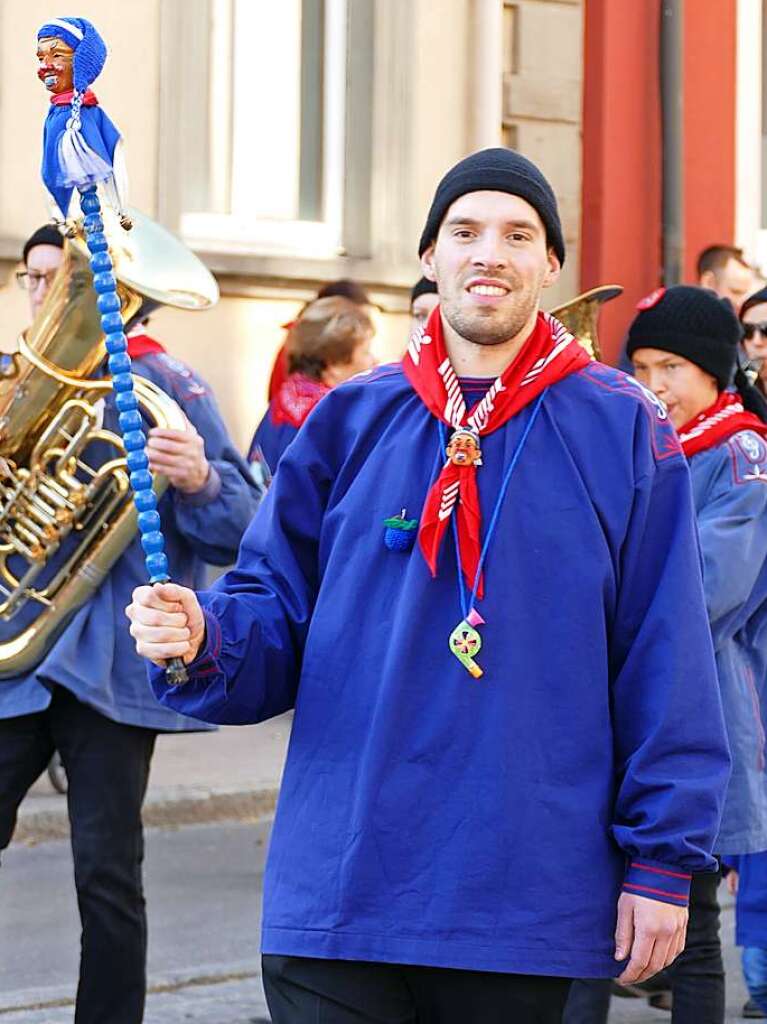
[0,226,262,1024]
[128,150,730,1024]
[567,286,767,1024]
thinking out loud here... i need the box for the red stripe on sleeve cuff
[623,859,692,907]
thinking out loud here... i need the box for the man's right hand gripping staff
[128,583,206,668]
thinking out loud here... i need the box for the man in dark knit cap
[410,275,440,330]
[127,150,729,1024]
[567,286,767,1024]
[17,223,65,318]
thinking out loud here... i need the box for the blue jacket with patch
[689,429,767,854]
[148,361,729,978]
[0,350,262,731]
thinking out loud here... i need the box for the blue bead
[130,469,153,492]
[89,250,112,273]
[134,490,157,513]
[118,409,143,432]
[86,231,108,253]
[141,530,165,555]
[146,552,169,580]
[115,391,139,412]
[111,372,134,393]
[101,311,123,333]
[97,292,121,315]
[80,191,100,213]
[123,430,146,451]
[126,450,149,472]
[93,272,117,294]
[137,510,161,533]
[83,213,104,233]
[108,352,131,375]
[104,333,127,355]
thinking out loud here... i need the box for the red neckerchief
[403,305,589,597]
[50,89,98,107]
[126,334,166,359]
[271,373,330,429]
[678,392,767,458]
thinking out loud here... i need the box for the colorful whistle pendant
[449,607,485,678]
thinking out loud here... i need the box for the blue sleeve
[610,419,731,906]
[148,404,333,724]
[251,406,298,475]
[138,356,263,564]
[696,440,767,649]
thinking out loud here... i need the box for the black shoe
[743,998,767,1019]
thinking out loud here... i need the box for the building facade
[0,0,762,446]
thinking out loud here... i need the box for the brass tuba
[549,284,623,361]
[0,207,218,676]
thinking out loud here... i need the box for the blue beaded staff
[36,17,188,684]
[81,187,188,685]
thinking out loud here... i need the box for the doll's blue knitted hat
[37,17,106,93]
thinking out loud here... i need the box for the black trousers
[562,869,724,1024]
[0,686,157,1024]
[263,954,572,1023]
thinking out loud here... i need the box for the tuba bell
[0,207,218,676]
[549,284,623,361]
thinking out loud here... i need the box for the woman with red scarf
[567,285,767,1024]
[250,296,375,475]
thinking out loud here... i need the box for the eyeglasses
[15,270,58,292]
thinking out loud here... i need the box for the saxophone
[0,207,218,676]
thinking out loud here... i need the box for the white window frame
[180,0,348,260]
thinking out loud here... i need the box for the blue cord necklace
[438,388,548,678]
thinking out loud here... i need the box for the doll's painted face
[36,37,74,95]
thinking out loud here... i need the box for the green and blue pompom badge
[383,509,418,552]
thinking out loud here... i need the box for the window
[179,0,348,258]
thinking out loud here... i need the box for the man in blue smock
[128,150,731,1024]
[0,226,262,1024]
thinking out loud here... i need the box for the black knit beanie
[410,276,438,304]
[626,285,741,390]
[418,148,565,265]
[22,224,64,265]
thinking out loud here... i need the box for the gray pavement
[13,713,293,845]
[1,821,272,1022]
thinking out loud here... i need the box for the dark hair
[696,244,747,279]
[316,278,371,306]
[740,286,767,321]
[410,277,438,305]
[22,224,64,266]
[288,297,374,380]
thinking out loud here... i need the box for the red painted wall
[682,3,736,282]
[580,0,663,363]
[580,0,737,363]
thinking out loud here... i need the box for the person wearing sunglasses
[740,287,767,396]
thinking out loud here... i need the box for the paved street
[1,820,272,1023]
[0,807,754,1023]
